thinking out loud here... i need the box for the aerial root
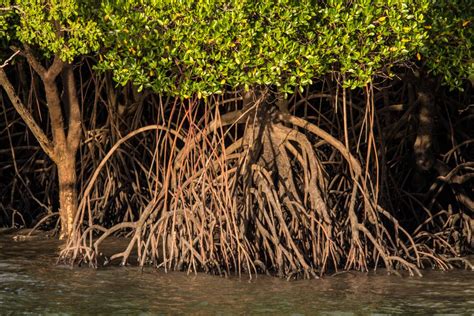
[58,89,470,278]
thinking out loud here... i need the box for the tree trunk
[0,49,81,240]
[56,65,82,240]
[57,152,78,239]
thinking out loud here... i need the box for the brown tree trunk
[57,152,78,239]
[0,49,81,240]
[43,63,81,240]
[57,65,81,239]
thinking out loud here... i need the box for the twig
[0,50,20,69]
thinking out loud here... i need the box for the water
[0,234,473,314]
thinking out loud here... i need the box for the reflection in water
[0,235,472,314]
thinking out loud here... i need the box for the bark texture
[0,48,81,239]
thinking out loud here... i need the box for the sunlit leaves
[96,0,436,97]
[0,0,101,62]
[2,0,469,94]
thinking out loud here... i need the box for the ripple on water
[0,235,473,314]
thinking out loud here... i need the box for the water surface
[0,234,472,314]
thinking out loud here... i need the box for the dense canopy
[98,0,430,96]
[1,1,471,95]
[0,0,100,61]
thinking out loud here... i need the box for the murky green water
[0,234,473,315]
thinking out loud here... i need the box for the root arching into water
[55,80,472,278]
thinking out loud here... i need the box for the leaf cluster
[0,0,101,62]
[1,0,471,95]
[420,1,473,89]
[97,0,429,96]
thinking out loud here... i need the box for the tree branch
[0,50,20,69]
[8,47,67,162]
[20,44,47,79]
[45,54,64,81]
[42,70,67,161]
[19,45,64,82]
[63,64,81,152]
[0,68,55,158]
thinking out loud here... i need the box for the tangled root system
[55,77,472,278]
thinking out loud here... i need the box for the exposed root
[57,83,472,278]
